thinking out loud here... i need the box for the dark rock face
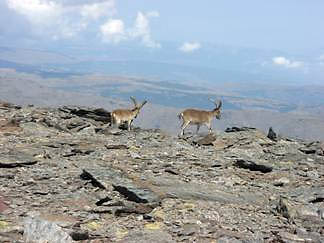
[267,126,277,141]
[59,106,111,123]
[234,159,273,173]
[225,126,256,133]
[0,102,323,242]
[299,141,324,156]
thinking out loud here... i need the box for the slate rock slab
[0,195,8,213]
[193,134,217,146]
[23,216,73,243]
[60,106,111,123]
[119,230,175,243]
[234,159,273,173]
[0,152,37,168]
[225,127,256,133]
[152,178,247,204]
[81,167,161,204]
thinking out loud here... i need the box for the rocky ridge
[0,101,323,242]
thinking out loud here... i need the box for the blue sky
[0,0,324,80]
[116,0,324,51]
[1,0,324,51]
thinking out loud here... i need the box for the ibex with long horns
[111,97,147,131]
[178,98,222,136]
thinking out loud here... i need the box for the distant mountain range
[0,44,323,140]
[1,42,323,85]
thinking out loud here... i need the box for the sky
[1,0,324,51]
[0,0,324,75]
[116,0,324,51]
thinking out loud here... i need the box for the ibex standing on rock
[178,98,222,136]
[111,97,147,131]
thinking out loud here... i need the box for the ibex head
[130,97,147,118]
[209,98,222,119]
[178,98,222,136]
[111,97,147,131]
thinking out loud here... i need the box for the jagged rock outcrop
[0,102,323,242]
[267,126,277,141]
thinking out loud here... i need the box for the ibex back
[178,99,222,136]
[111,97,147,131]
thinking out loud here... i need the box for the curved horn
[140,100,147,108]
[130,97,137,106]
[217,100,222,109]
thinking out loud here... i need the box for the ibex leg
[127,120,132,131]
[180,121,190,136]
[111,116,119,128]
[196,125,200,134]
[206,123,212,133]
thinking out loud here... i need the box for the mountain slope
[0,102,323,242]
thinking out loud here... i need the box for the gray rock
[193,133,217,146]
[217,236,243,243]
[1,103,324,242]
[178,223,199,236]
[233,159,273,173]
[152,178,247,204]
[278,231,316,242]
[81,167,161,203]
[276,197,297,220]
[120,230,175,243]
[0,152,37,168]
[267,127,277,141]
[23,216,73,243]
[59,106,111,123]
[273,177,290,186]
[225,127,256,133]
[299,141,324,156]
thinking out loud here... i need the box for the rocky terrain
[0,101,323,242]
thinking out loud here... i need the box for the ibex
[178,98,222,136]
[111,97,147,131]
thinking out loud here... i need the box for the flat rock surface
[0,102,323,242]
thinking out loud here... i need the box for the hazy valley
[1,44,324,140]
[0,58,323,141]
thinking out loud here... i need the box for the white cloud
[130,11,161,48]
[146,11,159,18]
[100,19,125,43]
[81,1,115,20]
[179,42,201,53]
[319,54,324,61]
[100,11,161,47]
[273,57,290,65]
[272,56,303,68]
[5,1,160,48]
[6,0,116,39]
[7,0,61,25]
